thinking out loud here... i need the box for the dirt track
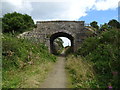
[40,56,66,88]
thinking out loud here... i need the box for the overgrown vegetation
[66,19,120,88]
[76,29,120,88]
[2,11,120,88]
[2,34,56,88]
[1,12,57,88]
[90,21,99,30]
[66,55,97,88]
[53,37,64,55]
[64,46,72,56]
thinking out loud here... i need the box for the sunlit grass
[2,34,56,88]
[65,55,99,88]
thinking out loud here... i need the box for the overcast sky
[1,0,120,47]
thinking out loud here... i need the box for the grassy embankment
[65,55,96,88]
[65,29,120,88]
[2,34,56,88]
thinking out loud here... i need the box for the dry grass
[20,62,55,88]
[2,61,55,88]
[65,55,97,88]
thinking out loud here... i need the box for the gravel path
[40,56,66,88]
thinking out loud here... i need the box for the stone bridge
[19,21,94,53]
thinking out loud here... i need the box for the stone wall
[19,21,92,53]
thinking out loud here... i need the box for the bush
[77,37,99,56]
[76,29,120,88]
[2,12,35,33]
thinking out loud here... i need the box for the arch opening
[60,37,71,47]
[50,32,74,55]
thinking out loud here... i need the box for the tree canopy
[90,21,99,30]
[2,12,35,33]
[108,19,120,28]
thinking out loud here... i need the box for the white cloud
[1,0,119,20]
[59,0,95,20]
[94,0,119,10]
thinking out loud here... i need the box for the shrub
[2,12,35,33]
[76,29,120,88]
[77,37,99,56]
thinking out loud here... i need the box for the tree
[53,38,64,54]
[100,23,110,31]
[2,12,35,33]
[108,19,120,28]
[90,21,99,30]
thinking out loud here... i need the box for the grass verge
[2,34,56,88]
[65,55,99,88]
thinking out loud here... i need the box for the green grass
[65,55,99,88]
[2,61,54,88]
[2,34,56,88]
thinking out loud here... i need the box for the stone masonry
[19,21,93,53]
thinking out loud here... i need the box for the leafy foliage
[99,23,110,32]
[76,29,120,88]
[98,19,120,34]
[2,12,57,88]
[108,19,120,28]
[2,12,35,33]
[2,34,56,70]
[53,37,64,55]
[2,34,56,88]
[90,21,99,30]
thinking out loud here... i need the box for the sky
[1,0,120,47]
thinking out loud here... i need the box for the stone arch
[20,21,86,53]
[50,32,74,54]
